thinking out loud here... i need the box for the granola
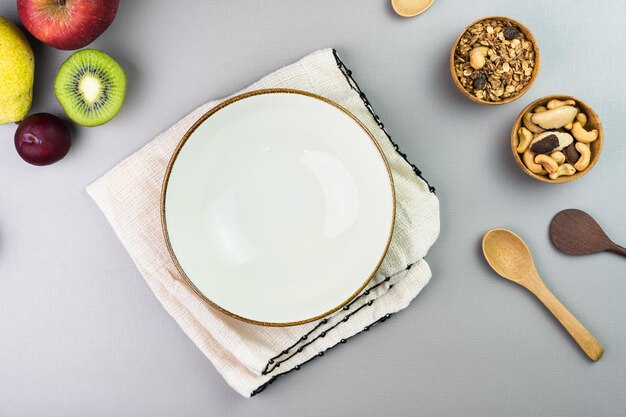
[454,18,536,103]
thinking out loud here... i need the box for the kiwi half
[54,49,126,127]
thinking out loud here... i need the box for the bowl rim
[510,94,604,184]
[449,16,541,105]
[160,88,397,327]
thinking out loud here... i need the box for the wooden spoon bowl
[391,0,435,17]
[550,209,626,257]
[511,95,604,184]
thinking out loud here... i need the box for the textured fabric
[86,49,440,397]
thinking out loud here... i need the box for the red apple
[17,0,120,50]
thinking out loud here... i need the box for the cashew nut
[573,142,591,171]
[523,112,544,134]
[534,105,548,113]
[523,149,547,175]
[576,112,587,127]
[564,122,573,130]
[469,47,489,70]
[549,163,576,180]
[547,99,576,109]
[534,154,559,174]
[571,121,599,143]
[550,151,566,165]
[531,106,578,129]
[516,127,533,154]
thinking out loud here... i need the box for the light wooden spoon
[391,0,435,17]
[482,228,604,361]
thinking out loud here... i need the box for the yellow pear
[0,17,34,125]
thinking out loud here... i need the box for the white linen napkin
[87,48,440,397]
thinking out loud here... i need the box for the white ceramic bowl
[162,89,395,326]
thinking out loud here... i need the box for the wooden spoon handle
[609,244,626,258]
[530,282,604,361]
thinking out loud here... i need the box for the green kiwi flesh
[55,49,126,127]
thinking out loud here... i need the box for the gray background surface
[1,0,625,416]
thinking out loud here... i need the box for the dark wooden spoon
[550,209,626,258]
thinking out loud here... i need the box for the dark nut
[473,72,487,90]
[530,134,559,154]
[530,131,574,154]
[563,143,581,165]
[503,26,521,40]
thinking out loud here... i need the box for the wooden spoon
[482,228,604,361]
[391,0,435,17]
[550,209,626,258]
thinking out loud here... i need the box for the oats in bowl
[450,17,540,105]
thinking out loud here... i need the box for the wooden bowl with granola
[511,95,603,184]
[450,16,540,105]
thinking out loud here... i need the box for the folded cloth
[87,48,440,397]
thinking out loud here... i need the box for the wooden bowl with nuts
[511,95,603,184]
[450,16,540,105]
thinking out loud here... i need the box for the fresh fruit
[54,49,126,127]
[0,16,34,125]
[17,0,120,50]
[15,113,71,166]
